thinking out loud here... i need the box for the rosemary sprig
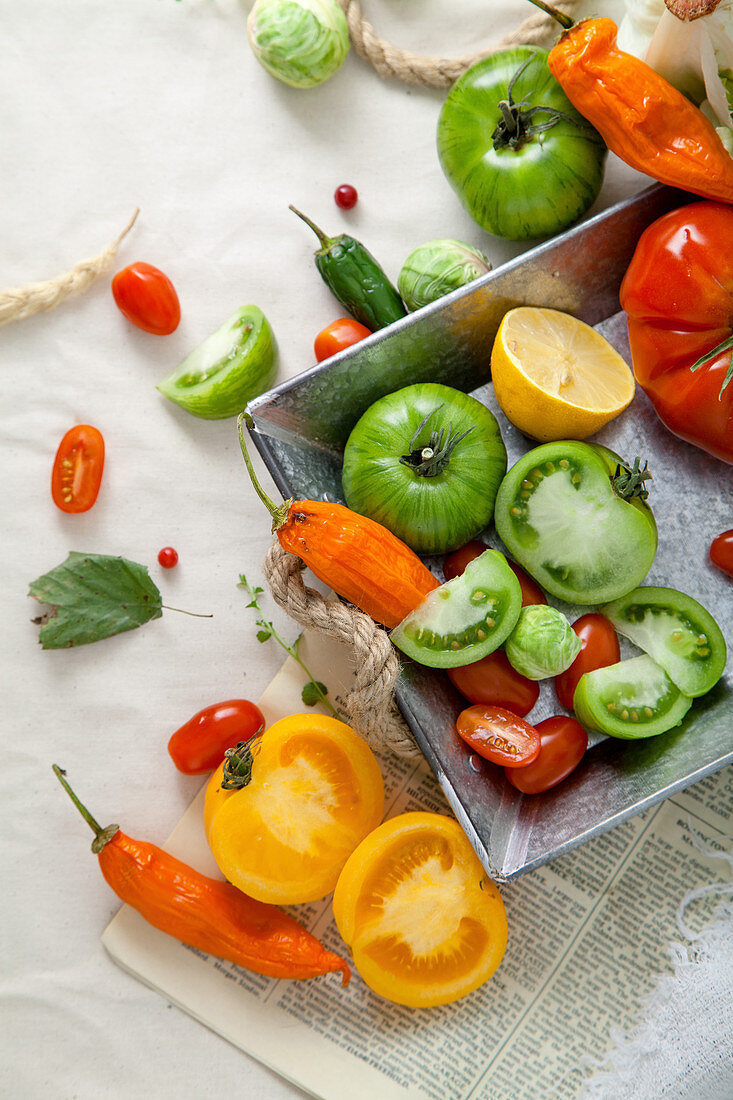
[238,573,339,717]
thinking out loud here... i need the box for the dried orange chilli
[529,2,733,204]
[238,413,439,628]
[53,765,349,984]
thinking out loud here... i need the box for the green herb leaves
[29,553,163,648]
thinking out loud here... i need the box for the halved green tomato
[157,305,277,419]
[573,654,693,739]
[494,441,657,604]
[391,549,522,669]
[341,382,507,555]
[602,587,727,698]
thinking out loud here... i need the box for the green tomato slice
[390,549,522,669]
[602,586,727,698]
[494,441,657,604]
[573,654,693,740]
[157,305,277,420]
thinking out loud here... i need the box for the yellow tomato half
[332,812,507,1008]
[203,714,384,905]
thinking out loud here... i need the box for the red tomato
[710,529,733,578]
[314,317,372,362]
[51,425,105,514]
[167,699,265,775]
[554,613,620,710]
[443,541,547,606]
[112,261,180,335]
[456,705,540,768]
[447,650,539,717]
[505,716,587,794]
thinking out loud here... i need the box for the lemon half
[491,306,635,441]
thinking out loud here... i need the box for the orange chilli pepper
[53,765,350,984]
[239,413,439,628]
[529,1,733,204]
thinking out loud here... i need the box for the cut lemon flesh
[491,306,635,441]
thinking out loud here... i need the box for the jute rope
[0,209,139,327]
[264,539,421,759]
[336,0,581,88]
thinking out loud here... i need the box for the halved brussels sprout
[397,239,491,311]
[247,0,350,89]
[505,604,582,680]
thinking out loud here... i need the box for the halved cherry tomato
[204,714,384,905]
[51,424,105,514]
[456,704,540,767]
[505,716,588,794]
[710,529,733,579]
[443,540,547,606]
[554,613,620,710]
[112,261,180,335]
[167,699,265,775]
[447,650,539,717]
[314,317,372,362]
[332,812,507,1007]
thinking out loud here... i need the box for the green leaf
[301,680,328,707]
[256,629,272,643]
[29,552,163,649]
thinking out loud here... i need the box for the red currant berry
[158,546,179,569]
[334,184,358,210]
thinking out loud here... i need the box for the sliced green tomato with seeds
[494,441,657,605]
[573,654,693,739]
[157,305,277,419]
[602,586,727,698]
[390,549,522,669]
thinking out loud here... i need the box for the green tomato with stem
[437,47,607,241]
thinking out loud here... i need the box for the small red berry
[334,184,358,210]
[158,546,179,569]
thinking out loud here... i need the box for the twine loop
[263,540,420,758]
[336,0,581,88]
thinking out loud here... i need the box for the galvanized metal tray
[246,183,733,882]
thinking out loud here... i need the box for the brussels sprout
[247,0,350,89]
[504,605,582,680]
[397,239,491,311]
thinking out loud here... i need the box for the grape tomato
[447,650,539,717]
[443,540,547,606]
[456,704,540,767]
[112,261,180,335]
[710,529,733,578]
[505,716,588,794]
[555,613,620,710]
[168,699,265,775]
[51,424,105,514]
[314,317,371,362]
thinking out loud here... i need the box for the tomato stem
[524,0,574,30]
[53,764,119,853]
[492,55,592,150]
[399,406,474,477]
[237,413,292,532]
[220,739,260,789]
[611,457,653,501]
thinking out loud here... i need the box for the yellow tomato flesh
[332,812,507,1008]
[204,714,384,905]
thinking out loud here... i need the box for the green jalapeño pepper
[290,205,407,331]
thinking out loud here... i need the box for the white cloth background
[2,2,707,1098]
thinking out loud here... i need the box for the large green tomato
[341,383,507,555]
[437,47,607,241]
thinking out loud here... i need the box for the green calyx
[399,405,475,477]
[611,457,653,502]
[220,738,261,790]
[492,55,587,150]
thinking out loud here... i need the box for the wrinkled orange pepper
[529,2,733,203]
[54,765,350,984]
[239,413,439,628]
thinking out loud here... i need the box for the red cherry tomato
[456,705,540,768]
[710,529,733,578]
[447,650,539,717]
[51,424,105,514]
[334,184,358,209]
[505,716,588,794]
[158,546,179,569]
[443,541,547,606]
[554,613,620,711]
[314,317,372,362]
[112,261,180,335]
[167,699,265,775]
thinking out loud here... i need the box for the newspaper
[102,632,732,1100]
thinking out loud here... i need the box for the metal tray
[246,183,732,882]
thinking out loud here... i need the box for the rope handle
[336,0,581,88]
